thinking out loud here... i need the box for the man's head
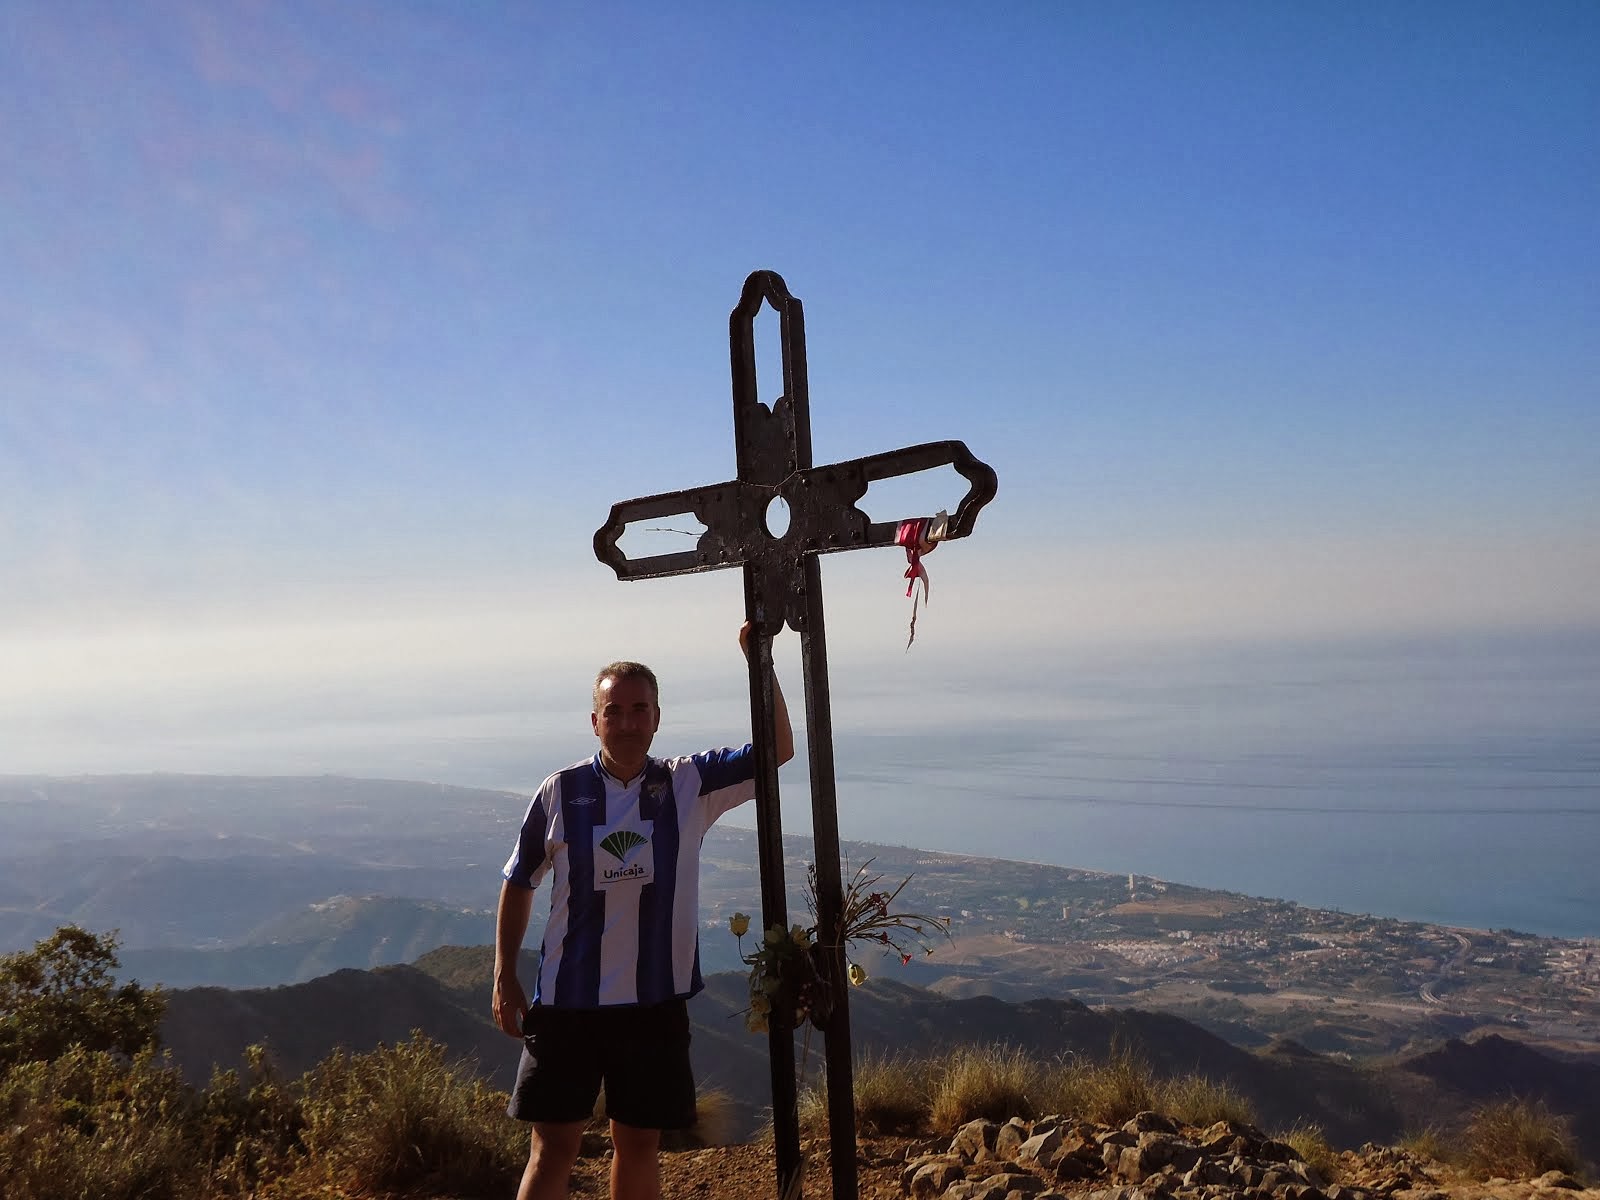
[591,661,661,778]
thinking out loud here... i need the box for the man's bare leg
[609,1120,662,1200]
[517,1121,583,1200]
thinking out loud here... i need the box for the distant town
[699,829,1600,1057]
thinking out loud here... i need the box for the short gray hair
[593,661,659,710]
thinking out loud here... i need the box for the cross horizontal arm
[592,439,997,583]
[592,478,745,581]
[848,438,997,547]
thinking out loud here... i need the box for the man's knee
[529,1120,584,1167]
[609,1119,661,1161]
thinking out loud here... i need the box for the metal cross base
[595,270,997,1199]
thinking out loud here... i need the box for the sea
[24,622,1592,942]
[743,628,1600,941]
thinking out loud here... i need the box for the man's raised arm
[739,621,795,767]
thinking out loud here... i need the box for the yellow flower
[847,962,867,987]
[745,1009,768,1034]
[764,925,786,947]
[729,912,750,937]
[749,992,771,1015]
[789,923,811,948]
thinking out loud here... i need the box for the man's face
[591,674,661,765]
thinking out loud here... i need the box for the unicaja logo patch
[598,830,650,883]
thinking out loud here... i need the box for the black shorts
[506,998,696,1130]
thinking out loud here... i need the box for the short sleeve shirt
[502,747,755,1008]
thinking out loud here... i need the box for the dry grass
[793,1041,1256,1138]
[1462,1098,1582,1181]
[1280,1123,1342,1183]
[659,1087,739,1149]
[1045,1042,1157,1125]
[929,1044,1042,1132]
[797,1052,935,1137]
[294,1034,525,1196]
[1397,1125,1452,1163]
[1158,1073,1256,1128]
[855,1052,937,1135]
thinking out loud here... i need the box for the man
[493,623,794,1200]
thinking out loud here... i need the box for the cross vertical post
[595,270,997,1198]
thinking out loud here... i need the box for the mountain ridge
[155,947,1600,1162]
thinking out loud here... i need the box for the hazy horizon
[8,624,1596,940]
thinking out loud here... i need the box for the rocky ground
[561,1117,1596,1200]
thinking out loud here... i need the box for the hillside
[157,949,1600,1164]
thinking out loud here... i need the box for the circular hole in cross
[763,495,791,540]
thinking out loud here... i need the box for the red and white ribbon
[894,510,948,649]
[897,517,932,601]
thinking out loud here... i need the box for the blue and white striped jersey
[502,747,756,1008]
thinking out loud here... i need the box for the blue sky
[3,2,1598,807]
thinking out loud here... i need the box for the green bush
[194,1045,308,1193]
[0,1047,198,1200]
[0,929,542,1197]
[0,927,165,1070]
[1462,1098,1581,1181]
[0,991,529,1200]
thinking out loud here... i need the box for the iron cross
[594,270,997,1199]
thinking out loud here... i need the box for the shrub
[295,1032,525,1196]
[1462,1098,1581,1180]
[194,1045,308,1192]
[0,1047,197,1200]
[0,942,538,1200]
[0,927,164,1070]
[929,1044,1041,1132]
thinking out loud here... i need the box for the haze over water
[799,630,1600,941]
